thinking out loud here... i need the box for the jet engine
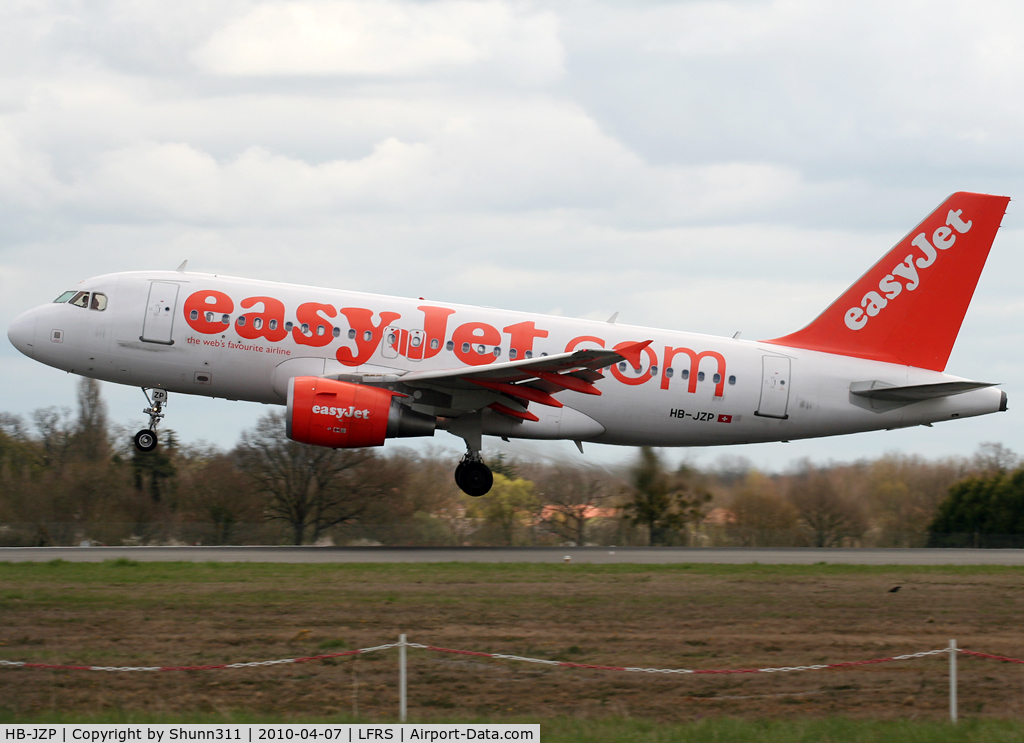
[286,376,435,448]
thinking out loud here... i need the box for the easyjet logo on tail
[844,209,973,331]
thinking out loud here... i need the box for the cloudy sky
[2,0,1023,471]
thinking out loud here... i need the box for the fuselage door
[141,282,180,345]
[407,329,425,361]
[381,326,400,359]
[755,355,791,419]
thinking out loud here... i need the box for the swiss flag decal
[717,415,733,423]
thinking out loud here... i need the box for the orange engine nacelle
[287,376,404,448]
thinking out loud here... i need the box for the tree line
[0,379,1021,548]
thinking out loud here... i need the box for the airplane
[6,192,1010,496]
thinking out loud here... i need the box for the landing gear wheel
[457,461,493,497]
[137,388,167,453]
[134,429,158,452]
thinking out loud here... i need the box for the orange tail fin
[764,192,1009,371]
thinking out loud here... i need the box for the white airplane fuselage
[7,269,1005,448]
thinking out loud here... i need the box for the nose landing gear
[133,388,167,452]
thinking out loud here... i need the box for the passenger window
[285,321,294,332]
[237,316,247,326]
[53,291,77,304]
[697,371,705,382]
[446,341,454,351]
[269,319,278,331]
[462,342,470,353]
[509,348,518,360]
[525,351,533,359]
[411,335,421,347]
[69,291,90,308]
[302,324,311,335]
[476,344,485,354]
[650,365,658,376]
[348,329,356,339]
[387,332,396,344]
[222,314,230,324]
[681,369,689,379]
[493,347,501,357]
[430,339,439,350]
[713,373,721,384]
[363,331,372,341]
[317,325,325,336]
[190,310,199,321]
[205,311,214,322]
[618,362,626,372]
[666,368,674,378]
[333,327,341,338]
[90,293,107,311]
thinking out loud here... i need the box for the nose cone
[7,310,37,359]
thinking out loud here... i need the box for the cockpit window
[62,291,107,310]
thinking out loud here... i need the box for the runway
[3,546,1024,565]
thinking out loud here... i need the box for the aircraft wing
[402,343,648,386]
[329,341,652,421]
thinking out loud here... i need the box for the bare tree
[971,442,1019,475]
[32,407,74,470]
[854,454,962,546]
[177,450,265,544]
[786,462,866,547]
[536,464,614,546]
[727,472,800,547]
[235,412,377,545]
[73,378,109,461]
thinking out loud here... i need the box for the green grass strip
[0,712,1019,742]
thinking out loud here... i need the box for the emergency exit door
[141,282,180,345]
[755,355,791,419]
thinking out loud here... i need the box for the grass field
[2,560,1024,732]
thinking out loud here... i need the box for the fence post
[949,639,957,723]
[399,633,407,722]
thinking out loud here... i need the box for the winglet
[176,260,188,273]
[615,340,654,369]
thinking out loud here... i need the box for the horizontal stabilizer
[850,380,995,402]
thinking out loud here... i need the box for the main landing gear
[133,388,167,453]
[455,450,493,497]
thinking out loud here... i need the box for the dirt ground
[1,562,1023,722]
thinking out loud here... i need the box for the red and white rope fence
[5,637,1023,722]
[402,642,954,675]
[0,641,401,672]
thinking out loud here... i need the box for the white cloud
[193,0,564,83]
